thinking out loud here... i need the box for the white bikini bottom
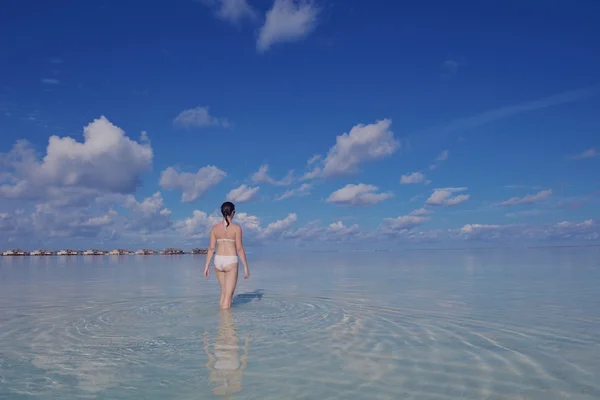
[214,255,239,271]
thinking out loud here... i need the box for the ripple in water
[0,292,599,399]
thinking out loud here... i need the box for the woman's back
[213,221,238,256]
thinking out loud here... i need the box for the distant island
[1,248,208,256]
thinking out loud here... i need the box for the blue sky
[1,0,599,250]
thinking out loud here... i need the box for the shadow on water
[232,289,264,306]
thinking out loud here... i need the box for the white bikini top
[217,220,235,242]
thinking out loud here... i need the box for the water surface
[0,248,599,399]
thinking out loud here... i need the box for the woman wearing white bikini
[204,201,250,309]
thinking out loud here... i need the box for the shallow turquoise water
[0,248,599,399]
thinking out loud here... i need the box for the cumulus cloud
[0,116,153,201]
[326,183,393,206]
[234,212,261,231]
[305,119,399,179]
[409,207,430,216]
[226,184,260,203]
[25,203,119,241]
[79,210,117,227]
[257,0,319,53]
[500,189,552,206]
[173,106,231,129]
[326,220,360,237]
[383,212,429,231]
[251,164,294,186]
[285,220,361,243]
[259,213,298,239]
[176,209,297,242]
[549,219,596,240]
[201,0,257,24]
[426,187,469,206]
[121,192,173,233]
[400,171,429,184]
[567,148,598,160]
[452,219,598,242]
[175,210,222,238]
[457,223,504,240]
[275,183,312,201]
[123,192,168,216]
[159,165,226,202]
[2,191,174,247]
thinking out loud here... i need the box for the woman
[204,201,250,309]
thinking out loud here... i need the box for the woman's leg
[214,267,226,307]
[220,263,239,309]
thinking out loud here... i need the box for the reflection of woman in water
[204,201,250,310]
[204,310,249,396]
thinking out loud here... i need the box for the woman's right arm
[204,227,216,278]
[236,226,250,279]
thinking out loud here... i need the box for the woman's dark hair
[221,201,235,227]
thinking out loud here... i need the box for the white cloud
[550,219,595,239]
[204,0,257,23]
[452,219,598,242]
[567,148,598,160]
[79,210,117,227]
[435,149,449,162]
[500,189,552,206]
[306,119,399,179]
[176,209,297,242]
[409,207,430,216]
[123,192,168,216]
[175,210,222,238]
[0,116,153,200]
[426,187,469,206]
[285,219,361,243]
[226,184,260,203]
[173,106,231,129]
[259,213,297,239]
[159,165,226,202]
[41,78,60,85]
[251,164,294,186]
[257,0,319,53]
[459,223,501,234]
[383,213,429,231]
[326,220,360,236]
[454,223,507,241]
[400,171,428,184]
[121,192,173,233]
[234,212,261,231]
[306,154,321,165]
[17,202,119,241]
[275,183,312,200]
[429,149,450,170]
[326,183,393,206]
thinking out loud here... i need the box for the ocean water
[0,248,599,399]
